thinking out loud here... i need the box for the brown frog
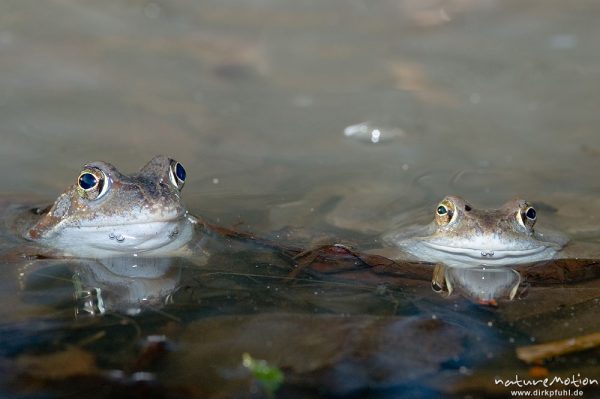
[16,155,198,258]
[383,195,568,267]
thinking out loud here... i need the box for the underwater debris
[517,332,600,364]
[242,352,284,398]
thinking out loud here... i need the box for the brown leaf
[16,346,98,380]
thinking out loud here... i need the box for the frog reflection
[432,263,522,305]
[73,257,181,317]
[384,196,568,267]
[16,155,200,258]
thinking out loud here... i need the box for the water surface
[1,1,599,398]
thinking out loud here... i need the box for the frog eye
[431,280,444,293]
[434,200,455,226]
[432,264,451,295]
[169,160,186,190]
[517,205,537,229]
[525,207,537,221]
[77,168,109,200]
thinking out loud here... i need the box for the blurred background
[2,0,599,239]
[1,2,600,398]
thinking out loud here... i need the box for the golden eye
[434,199,455,226]
[77,168,109,200]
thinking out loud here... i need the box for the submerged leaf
[242,352,284,397]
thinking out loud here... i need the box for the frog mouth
[28,213,193,240]
[31,216,196,257]
[77,219,194,249]
[421,241,552,260]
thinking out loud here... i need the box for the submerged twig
[516,332,600,364]
[76,330,107,347]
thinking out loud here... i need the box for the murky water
[1,1,599,398]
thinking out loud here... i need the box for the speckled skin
[20,155,197,258]
[384,195,568,267]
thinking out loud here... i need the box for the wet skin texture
[384,195,568,267]
[19,155,196,258]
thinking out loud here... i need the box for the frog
[383,195,568,267]
[14,155,200,259]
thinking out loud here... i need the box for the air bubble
[343,121,405,144]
